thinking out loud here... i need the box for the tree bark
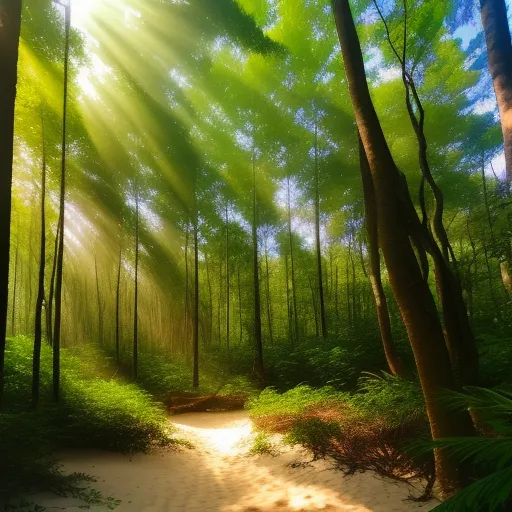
[287,176,300,345]
[32,116,47,407]
[331,0,476,496]
[94,256,103,344]
[225,202,230,352]
[314,120,328,338]
[0,0,22,403]
[264,239,274,344]
[480,0,512,189]
[115,243,122,367]
[252,149,264,385]
[11,229,19,337]
[192,219,199,388]
[359,136,407,378]
[133,187,139,381]
[53,2,71,402]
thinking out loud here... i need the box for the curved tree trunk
[0,0,22,404]
[359,136,407,378]
[331,0,475,497]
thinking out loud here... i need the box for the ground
[31,411,439,512]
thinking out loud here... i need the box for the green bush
[1,337,179,505]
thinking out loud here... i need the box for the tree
[0,0,23,404]
[331,0,476,496]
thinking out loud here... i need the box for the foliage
[0,337,179,505]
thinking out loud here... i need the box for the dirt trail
[34,411,438,512]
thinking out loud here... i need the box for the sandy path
[34,411,438,512]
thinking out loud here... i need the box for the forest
[1,0,512,511]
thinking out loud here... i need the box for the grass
[1,336,181,507]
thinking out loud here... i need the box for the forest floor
[30,411,438,512]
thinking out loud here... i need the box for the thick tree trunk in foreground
[480,0,512,296]
[331,0,475,497]
[480,0,512,190]
[252,151,264,386]
[359,137,407,378]
[314,121,327,338]
[53,3,71,402]
[32,119,47,407]
[0,0,22,404]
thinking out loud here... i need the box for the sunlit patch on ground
[31,411,437,511]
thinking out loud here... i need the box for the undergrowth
[0,336,180,508]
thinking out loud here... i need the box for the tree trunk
[46,218,59,347]
[184,225,189,353]
[32,117,47,407]
[331,0,475,496]
[53,3,71,402]
[133,188,139,381]
[205,253,213,346]
[115,244,122,367]
[252,150,264,385]
[238,267,243,344]
[0,0,22,403]
[284,253,292,345]
[314,120,328,338]
[11,230,19,337]
[192,220,199,388]
[309,274,319,337]
[287,176,300,345]
[480,0,512,189]
[359,136,407,378]
[264,240,273,344]
[94,256,103,344]
[225,202,230,352]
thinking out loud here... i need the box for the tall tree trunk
[11,229,19,337]
[314,119,328,338]
[205,253,213,346]
[192,219,199,388]
[133,188,139,381]
[480,0,512,189]
[0,0,22,403]
[238,267,243,344]
[94,256,103,344]
[184,225,189,353]
[225,202,230,352]
[252,149,264,385]
[359,136,407,378]
[115,243,122,367]
[46,219,59,346]
[32,117,47,407]
[284,253,292,345]
[53,3,71,402]
[264,241,273,344]
[309,274,319,337]
[287,176,300,345]
[331,0,475,496]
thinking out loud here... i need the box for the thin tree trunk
[287,176,299,344]
[184,225,189,353]
[11,229,19,337]
[193,219,199,388]
[225,202,230,352]
[115,243,122,367]
[331,0,475,496]
[205,253,213,346]
[53,3,71,402]
[314,119,327,338]
[264,241,273,344]
[133,188,139,381]
[309,274,319,337]
[359,136,407,378]
[284,253,292,345]
[252,149,264,385]
[238,267,243,344]
[46,218,60,347]
[94,256,103,344]
[32,117,47,407]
